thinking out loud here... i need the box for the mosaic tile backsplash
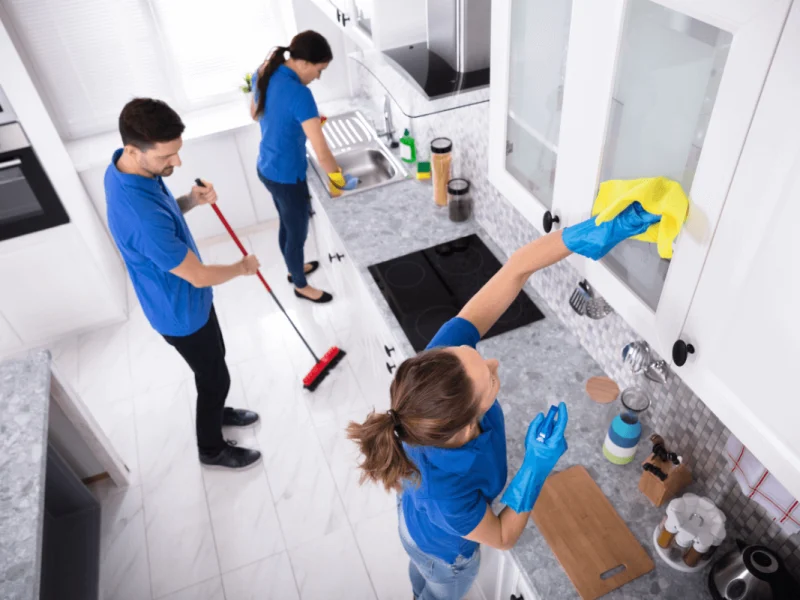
[352,62,800,572]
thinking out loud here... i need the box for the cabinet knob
[340,11,350,25]
[328,252,345,262]
[386,362,396,374]
[672,340,695,367]
[542,211,560,233]
[384,345,395,357]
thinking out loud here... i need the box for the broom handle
[208,202,272,293]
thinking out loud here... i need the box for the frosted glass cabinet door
[555,0,791,357]
[488,0,574,232]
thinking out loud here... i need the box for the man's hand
[238,255,260,276]
[191,179,218,206]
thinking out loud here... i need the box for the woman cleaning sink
[251,30,358,303]
[348,204,660,600]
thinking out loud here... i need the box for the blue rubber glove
[501,402,569,513]
[342,173,359,190]
[562,202,661,260]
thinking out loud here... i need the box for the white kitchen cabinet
[676,0,800,500]
[476,546,539,600]
[233,125,279,223]
[0,226,124,351]
[488,0,576,234]
[0,310,22,356]
[297,0,426,52]
[491,0,791,359]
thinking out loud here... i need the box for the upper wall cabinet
[488,0,575,234]
[302,0,426,51]
[491,0,791,359]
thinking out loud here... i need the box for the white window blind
[150,0,286,105]
[3,0,287,140]
[3,0,172,140]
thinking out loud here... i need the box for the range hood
[384,0,491,100]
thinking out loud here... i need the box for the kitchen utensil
[585,295,613,319]
[645,359,669,384]
[709,541,800,600]
[585,376,620,404]
[199,180,345,390]
[447,178,472,222]
[531,465,654,600]
[622,340,651,373]
[603,387,650,465]
[569,280,592,315]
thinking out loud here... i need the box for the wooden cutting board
[531,465,654,599]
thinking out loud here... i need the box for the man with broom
[105,98,262,470]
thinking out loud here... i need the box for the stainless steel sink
[307,111,408,197]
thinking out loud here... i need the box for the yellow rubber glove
[328,171,359,197]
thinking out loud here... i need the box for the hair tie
[386,409,402,437]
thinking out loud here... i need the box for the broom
[195,179,345,391]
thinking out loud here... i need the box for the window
[2,0,287,140]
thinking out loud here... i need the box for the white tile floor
[50,222,421,600]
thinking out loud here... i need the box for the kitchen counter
[308,173,714,599]
[0,351,51,600]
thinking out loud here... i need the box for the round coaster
[586,376,620,404]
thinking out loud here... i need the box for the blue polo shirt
[401,318,508,564]
[253,64,319,183]
[105,149,212,337]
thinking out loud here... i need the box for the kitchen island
[307,169,712,599]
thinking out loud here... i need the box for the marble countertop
[0,351,51,600]
[308,173,712,599]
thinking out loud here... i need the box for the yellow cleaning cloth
[592,177,689,259]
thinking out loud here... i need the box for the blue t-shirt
[253,64,319,184]
[401,317,508,564]
[105,149,212,337]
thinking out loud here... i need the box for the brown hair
[255,30,333,118]
[346,348,481,492]
[119,98,185,150]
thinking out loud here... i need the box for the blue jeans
[258,173,311,288]
[397,501,481,600]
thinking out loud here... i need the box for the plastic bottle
[399,129,416,163]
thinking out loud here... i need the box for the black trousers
[163,307,229,456]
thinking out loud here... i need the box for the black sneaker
[222,407,259,427]
[199,441,262,470]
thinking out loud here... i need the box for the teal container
[602,387,650,465]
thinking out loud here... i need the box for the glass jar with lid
[447,178,472,222]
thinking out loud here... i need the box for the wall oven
[0,85,69,242]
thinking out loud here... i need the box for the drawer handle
[328,252,345,262]
[386,362,396,374]
[384,345,395,357]
[511,595,524,600]
[542,211,560,233]
[672,340,695,367]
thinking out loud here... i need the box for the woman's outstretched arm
[458,231,569,337]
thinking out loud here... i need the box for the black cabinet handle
[336,8,342,22]
[672,340,695,367]
[511,595,524,600]
[543,211,560,233]
[340,11,350,25]
[386,362,396,374]
[328,252,345,262]
[384,345,395,357]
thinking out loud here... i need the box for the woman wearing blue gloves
[348,203,659,600]
[251,30,358,303]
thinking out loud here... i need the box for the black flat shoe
[222,407,259,427]
[287,261,320,283]
[199,441,261,470]
[294,289,333,303]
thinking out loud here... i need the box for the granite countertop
[308,171,712,599]
[0,351,51,600]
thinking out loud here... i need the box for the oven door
[0,123,70,242]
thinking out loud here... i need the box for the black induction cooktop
[368,235,545,352]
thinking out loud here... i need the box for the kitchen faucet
[377,95,399,148]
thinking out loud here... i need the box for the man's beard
[159,166,175,177]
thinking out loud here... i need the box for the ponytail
[254,46,287,118]
[255,30,333,118]
[347,410,418,493]
[347,348,481,492]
